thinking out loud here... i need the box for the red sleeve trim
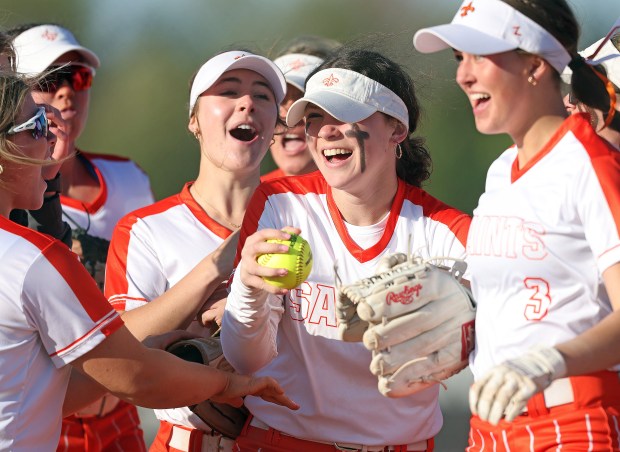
[49,312,123,358]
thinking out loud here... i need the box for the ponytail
[570,55,620,133]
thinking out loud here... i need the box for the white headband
[274,53,324,93]
[286,68,409,128]
[189,51,286,116]
[413,0,571,73]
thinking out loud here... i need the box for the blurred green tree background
[2,1,617,449]
[1,0,615,214]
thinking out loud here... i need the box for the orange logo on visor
[288,59,305,71]
[322,74,339,86]
[460,1,475,16]
[41,30,58,41]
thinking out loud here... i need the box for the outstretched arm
[68,325,299,411]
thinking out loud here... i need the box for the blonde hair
[0,71,54,187]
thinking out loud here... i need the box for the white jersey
[0,217,123,451]
[105,182,234,430]
[468,113,620,379]
[60,151,154,240]
[221,173,471,445]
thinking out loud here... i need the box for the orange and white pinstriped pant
[57,401,146,452]
[466,371,620,452]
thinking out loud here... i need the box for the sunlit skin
[30,51,96,202]
[1,95,54,216]
[303,106,407,224]
[455,50,567,166]
[271,85,318,176]
[189,69,278,179]
[30,51,90,147]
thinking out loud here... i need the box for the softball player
[262,36,340,182]
[10,24,155,451]
[104,50,287,451]
[0,71,296,452]
[221,46,471,451]
[413,0,620,449]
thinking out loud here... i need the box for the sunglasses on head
[7,106,49,140]
[35,63,95,93]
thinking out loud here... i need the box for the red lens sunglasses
[36,63,95,93]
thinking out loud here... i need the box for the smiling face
[188,68,279,175]
[30,51,90,143]
[304,106,403,196]
[270,84,317,176]
[455,50,534,140]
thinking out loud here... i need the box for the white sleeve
[423,215,470,277]
[24,243,121,367]
[105,216,168,311]
[220,263,284,374]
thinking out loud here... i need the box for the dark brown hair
[308,46,432,187]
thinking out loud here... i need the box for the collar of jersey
[326,178,405,263]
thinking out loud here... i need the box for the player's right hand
[211,373,300,411]
[238,227,301,295]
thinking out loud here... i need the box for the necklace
[191,186,241,229]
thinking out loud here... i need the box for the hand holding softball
[239,227,311,294]
[258,231,312,289]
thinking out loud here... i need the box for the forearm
[556,310,620,375]
[221,270,280,374]
[121,257,225,340]
[72,327,231,409]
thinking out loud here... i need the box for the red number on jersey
[523,277,552,321]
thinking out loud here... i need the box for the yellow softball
[257,233,313,289]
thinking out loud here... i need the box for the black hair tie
[568,54,587,70]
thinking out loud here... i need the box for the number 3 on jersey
[523,277,552,321]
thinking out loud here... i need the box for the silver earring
[193,132,199,140]
[395,143,403,159]
[0,164,3,175]
[527,75,538,86]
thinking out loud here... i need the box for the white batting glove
[469,347,567,425]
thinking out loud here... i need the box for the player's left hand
[469,346,567,425]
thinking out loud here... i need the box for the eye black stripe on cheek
[345,124,369,173]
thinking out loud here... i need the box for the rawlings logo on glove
[337,254,476,397]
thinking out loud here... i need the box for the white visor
[13,25,100,75]
[413,0,571,73]
[274,53,324,93]
[189,50,286,116]
[562,37,620,89]
[286,68,409,129]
